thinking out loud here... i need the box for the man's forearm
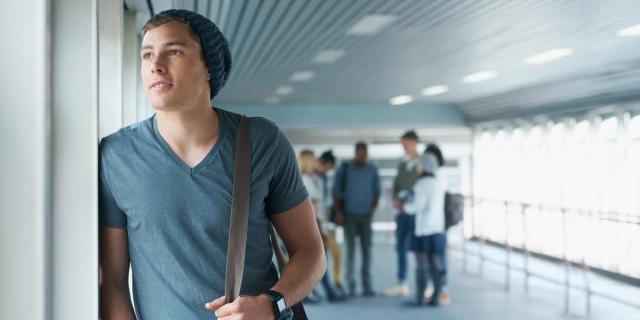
[270,245,325,306]
[100,283,136,320]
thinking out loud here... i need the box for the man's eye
[168,50,180,56]
[142,52,152,60]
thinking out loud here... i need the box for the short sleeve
[99,143,127,228]
[265,129,309,215]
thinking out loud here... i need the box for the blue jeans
[415,233,447,303]
[395,214,415,283]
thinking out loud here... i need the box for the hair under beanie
[156,9,232,99]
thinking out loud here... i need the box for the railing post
[505,200,511,291]
[462,197,469,274]
[562,208,570,315]
[522,203,529,293]
[479,199,485,276]
[583,209,591,317]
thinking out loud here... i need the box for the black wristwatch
[262,289,293,320]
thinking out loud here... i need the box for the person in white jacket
[402,150,447,306]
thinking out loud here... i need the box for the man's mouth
[149,81,174,90]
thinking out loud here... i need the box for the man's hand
[205,295,275,320]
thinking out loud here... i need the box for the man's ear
[206,72,210,81]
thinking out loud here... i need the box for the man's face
[355,148,368,164]
[140,22,210,111]
[401,138,418,156]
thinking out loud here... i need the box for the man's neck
[156,103,219,152]
[406,151,418,161]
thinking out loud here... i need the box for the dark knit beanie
[156,9,232,99]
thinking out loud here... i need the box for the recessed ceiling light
[312,49,346,64]
[617,24,640,36]
[347,15,397,35]
[290,71,315,82]
[275,86,293,95]
[462,70,498,83]
[389,95,413,106]
[265,96,280,104]
[421,85,449,96]
[524,48,573,64]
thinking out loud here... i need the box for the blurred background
[1,0,639,319]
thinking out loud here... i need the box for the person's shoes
[423,285,434,300]
[427,299,440,307]
[362,288,376,297]
[327,292,347,302]
[383,284,410,297]
[334,283,346,296]
[439,291,451,305]
[347,286,357,298]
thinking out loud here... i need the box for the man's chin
[149,97,179,112]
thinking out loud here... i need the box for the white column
[123,9,139,127]
[0,1,50,319]
[98,0,124,138]
[51,0,99,318]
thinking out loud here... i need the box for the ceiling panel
[131,0,640,122]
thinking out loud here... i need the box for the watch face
[277,298,287,312]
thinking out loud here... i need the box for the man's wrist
[260,289,292,320]
[257,294,275,319]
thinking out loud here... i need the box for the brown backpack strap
[225,116,252,303]
[225,116,308,319]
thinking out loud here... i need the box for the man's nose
[151,57,167,74]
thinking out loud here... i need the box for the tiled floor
[304,237,640,320]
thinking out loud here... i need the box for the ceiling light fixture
[264,96,280,104]
[524,48,573,64]
[347,15,397,35]
[389,95,413,106]
[290,71,315,82]
[462,70,498,83]
[421,85,449,96]
[312,49,346,64]
[275,86,293,95]
[617,24,640,36]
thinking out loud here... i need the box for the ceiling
[125,0,640,123]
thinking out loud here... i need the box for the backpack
[444,192,464,230]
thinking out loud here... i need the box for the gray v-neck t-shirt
[99,107,308,319]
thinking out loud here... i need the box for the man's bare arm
[207,199,325,319]
[270,198,326,305]
[100,226,136,320]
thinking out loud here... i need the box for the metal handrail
[457,195,640,316]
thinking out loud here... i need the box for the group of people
[297,130,450,307]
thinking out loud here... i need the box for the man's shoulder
[217,107,280,140]
[99,118,152,155]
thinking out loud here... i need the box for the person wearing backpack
[333,142,381,297]
[402,148,447,307]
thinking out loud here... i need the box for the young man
[99,10,324,320]
[314,151,346,296]
[384,130,420,297]
[333,142,381,297]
